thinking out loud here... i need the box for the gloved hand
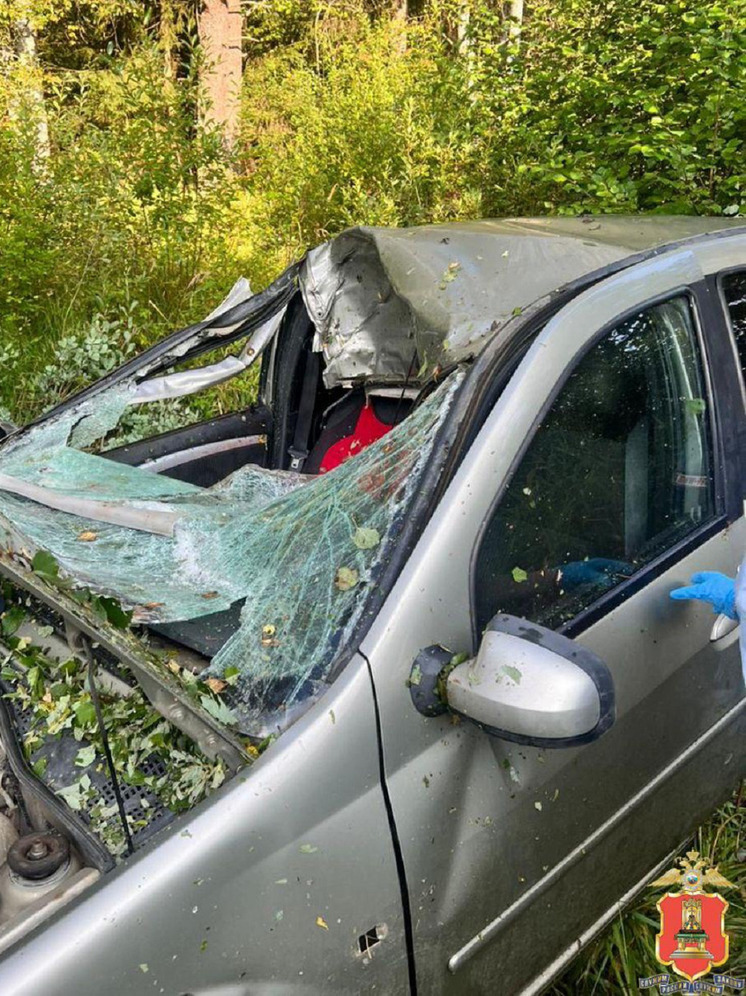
[559,558,633,590]
[670,571,738,620]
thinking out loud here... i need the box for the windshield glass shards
[0,372,463,732]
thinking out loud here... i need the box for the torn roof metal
[16,215,746,428]
[299,217,746,388]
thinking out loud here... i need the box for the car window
[720,270,746,388]
[474,295,716,633]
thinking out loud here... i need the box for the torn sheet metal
[130,304,287,405]
[300,223,629,388]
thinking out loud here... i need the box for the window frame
[469,282,727,644]
[716,267,746,414]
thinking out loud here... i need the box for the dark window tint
[721,271,746,386]
[475,296,716,632]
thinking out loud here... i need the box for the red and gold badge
[652,851,734,983]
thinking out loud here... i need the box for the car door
[360,244,746,995]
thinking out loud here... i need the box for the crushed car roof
[300,216,746,387]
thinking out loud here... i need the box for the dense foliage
[0,0,744,422]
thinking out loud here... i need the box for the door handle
[710,613,740,650]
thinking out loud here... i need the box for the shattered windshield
[0,372,462,732]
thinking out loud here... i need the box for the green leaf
[502,665,522,684]
[32,757,47,778]
[74,744,96,768]
[685,397,706,416]
[352,527,380,550]
[31,550,59,581]
[57,774,91,812]
[88,596,108,624]
[511,567,528,583]
[2,606,25,636]
[335,566,359,591]
[199,694,237,727]
[74,700,96,727]
[97,596,133,630]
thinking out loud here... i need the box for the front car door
[360,239,746,994]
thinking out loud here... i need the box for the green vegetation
[0,0,744,984]
[1,0,744,426]
[0,621,228,857]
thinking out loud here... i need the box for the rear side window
[721,270,746,387]
[474,295,716,632]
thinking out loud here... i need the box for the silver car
[0,216,742,995]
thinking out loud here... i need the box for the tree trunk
[456,2,470,53]
[12,15,50,163]
[392,0,408,52]
[197,0,243,145]
[508,0,524,47]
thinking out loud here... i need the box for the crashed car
[0,215,743,995]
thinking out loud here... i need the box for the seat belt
[288,350,320,471]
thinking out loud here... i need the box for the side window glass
[721,271,746,387]
[474,296,716,632]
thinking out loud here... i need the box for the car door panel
[362,250,744,993]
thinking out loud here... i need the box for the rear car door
[360,244,746,994]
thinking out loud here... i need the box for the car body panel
[360,243,746,992]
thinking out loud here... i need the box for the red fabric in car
[319,402,392,473]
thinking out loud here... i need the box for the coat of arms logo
[638,851,744,994]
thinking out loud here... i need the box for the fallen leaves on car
[352,526,380,550]
[204,677,226,695]
[502,665,522,684]
[74,745,96,768]
[199,693,238,727]
[439,260,462,288]
[335,566,359,591]
[299,843,318,854]
[316,916,329,931]
[77,531,98,542]
[512,566,528,583]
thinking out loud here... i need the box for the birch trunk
[508,0,524,48]
[12,14,50,163]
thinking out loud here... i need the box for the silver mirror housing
[410,615,615,749]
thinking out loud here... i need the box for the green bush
[233,13,479,282]
[0,0,744,425]
[468,0,746,215]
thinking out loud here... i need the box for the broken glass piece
[0,372,463,731]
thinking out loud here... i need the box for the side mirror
[409,615,615,749]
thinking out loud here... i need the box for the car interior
[104,294,418,488]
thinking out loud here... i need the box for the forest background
[1,1,745,990]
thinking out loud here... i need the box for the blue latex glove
[670,571,738,620]
[559,558,633,590]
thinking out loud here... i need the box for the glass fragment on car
[0,372,462,731]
